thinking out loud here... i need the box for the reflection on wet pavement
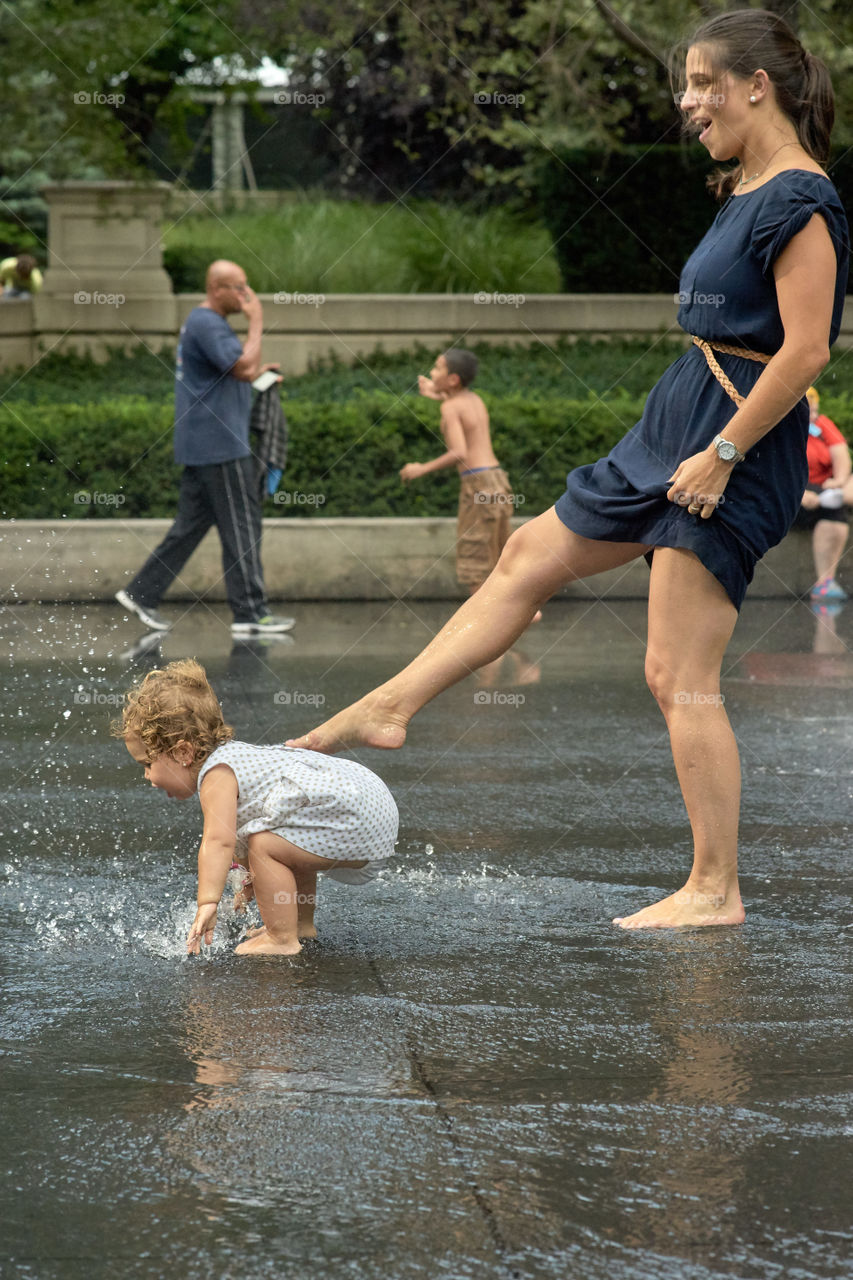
[1,599,851,1279]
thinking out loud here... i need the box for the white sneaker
[230,613,296,636]
[115,589,171,631]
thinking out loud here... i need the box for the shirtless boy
[401,349,514,594]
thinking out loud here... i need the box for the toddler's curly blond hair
[113,658,233,762]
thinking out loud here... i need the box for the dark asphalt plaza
[2,598,851,1279]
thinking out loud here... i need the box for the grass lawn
[162,198,562,294]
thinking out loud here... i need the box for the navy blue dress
[554,170,850,608]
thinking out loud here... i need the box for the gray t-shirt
[174,307,251,465]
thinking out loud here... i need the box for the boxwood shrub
[0,389,651,519]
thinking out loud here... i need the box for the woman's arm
[668,213,837,513]
[187,765,239,954]
[721,213,836,453]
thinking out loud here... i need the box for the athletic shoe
[809,576,848,601]
[230,634,295,650]
[811,600,844,621]
[230,613,296,636]
[118,631,164,662]
[114,588,172,631]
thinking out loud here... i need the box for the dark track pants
[126,457,266,623]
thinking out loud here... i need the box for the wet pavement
[1,598,851,1279]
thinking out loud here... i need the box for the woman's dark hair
[674,8,834,200]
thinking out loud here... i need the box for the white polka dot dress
[196,742,397,882]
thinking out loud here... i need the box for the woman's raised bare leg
[614,547,745,929]
[287,508,648,753]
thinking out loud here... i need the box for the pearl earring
[750,95,756,102]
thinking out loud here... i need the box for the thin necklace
[738,142,798,187]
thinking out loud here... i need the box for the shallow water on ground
[1,598,852,1279]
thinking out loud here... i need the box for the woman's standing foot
[614,881,745,929]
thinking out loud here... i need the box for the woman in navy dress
[290,9,849,930]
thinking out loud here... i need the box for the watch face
[718,440,737,461]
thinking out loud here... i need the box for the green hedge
[4,340,851,519]
[540,146,721,293]
[0,390,652,519]
[540,145,853,293]
[0,339,688,406]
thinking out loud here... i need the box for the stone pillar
[34,181,176,355]
[212,98,244,192]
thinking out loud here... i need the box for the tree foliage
[2,0,852,212]
[243,0,853,199]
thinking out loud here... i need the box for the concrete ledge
[0,517,823,603]
[0,298,36,369]
[7,291,853,372]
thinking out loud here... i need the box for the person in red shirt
[792,387,852,599]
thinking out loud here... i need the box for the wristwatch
[712,434,746,464]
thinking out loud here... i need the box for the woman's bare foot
[614,883,745,929]
[234,931,303,956]
[286,686,410,754]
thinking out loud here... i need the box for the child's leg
[811,517,848,585]
[295,869,318,938]
[237,838,302,955]
[235,833,364,956]
[248,868,319,941]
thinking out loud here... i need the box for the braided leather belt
[692,336,772,408]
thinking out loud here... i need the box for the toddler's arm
[187,765,239,954]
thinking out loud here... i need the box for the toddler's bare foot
[234,931,302,956]
[246,924,315,941]
[614,883,745,930]
[286,686,409,754]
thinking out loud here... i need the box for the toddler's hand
[400,462,427,482]
[187,903,218,955]
[418,374,438,399]
[233,879,255,913]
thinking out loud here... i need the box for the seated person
[792,386,852,600]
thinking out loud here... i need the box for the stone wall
[4,181,850,374]
[0,517,820,603]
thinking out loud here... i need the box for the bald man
[116,260,294,635]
